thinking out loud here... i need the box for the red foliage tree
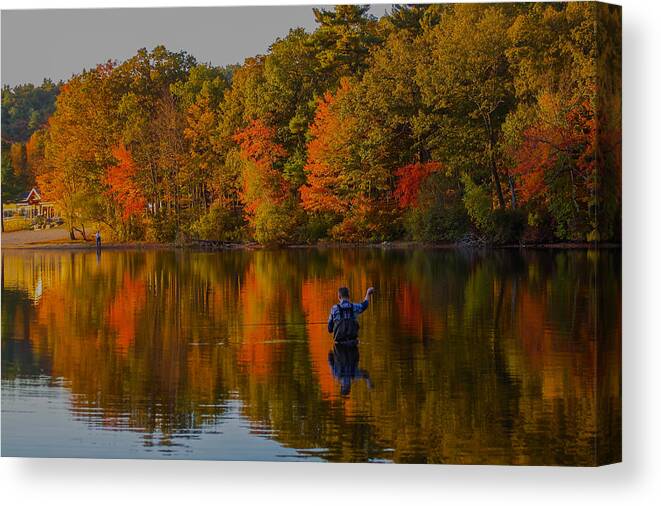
[394,161,443,209]
[233,119,294,244]
[509,94,595,206]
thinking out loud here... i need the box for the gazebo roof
[20,188,42,204]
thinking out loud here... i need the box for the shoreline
[1,237,622,252]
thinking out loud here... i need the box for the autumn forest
[1,3,622,245]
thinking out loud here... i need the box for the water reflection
[328,343,372,396]
[1,248,621,464]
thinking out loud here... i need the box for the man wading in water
[327,286,374,343]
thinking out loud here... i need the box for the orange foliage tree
[39,63,120,240]
[104,144,146,233]
[25,130,47,181]
[300,80,355,216]
[300,79,398,241]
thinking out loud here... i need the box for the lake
[1,247,621,465]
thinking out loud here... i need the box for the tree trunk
[508,175,517,209]
[485,116,506,209]
[490,148,506,209]
[71,225,88,241]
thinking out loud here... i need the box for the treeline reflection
[1,248,620,464]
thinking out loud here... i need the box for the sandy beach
[2,227,71,246]
[1,227,172,250]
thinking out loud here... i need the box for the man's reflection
[328,342,372,396]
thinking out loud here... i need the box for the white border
[1,1,659,505]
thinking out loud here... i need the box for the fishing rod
[236,288,376,328]
[237,321,328,327]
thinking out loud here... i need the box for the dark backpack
[333,303,359,342]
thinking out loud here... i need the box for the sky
[1,5,391,87]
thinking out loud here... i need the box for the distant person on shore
[95,230,101,249]
[327,286,374,343]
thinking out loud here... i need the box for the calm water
[1,247,621,465]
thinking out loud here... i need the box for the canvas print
[1,2,621,465]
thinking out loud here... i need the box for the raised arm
[355,287,375,313]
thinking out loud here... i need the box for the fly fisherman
[327,286,374,343]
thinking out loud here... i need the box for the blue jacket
[327,299,368,334]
